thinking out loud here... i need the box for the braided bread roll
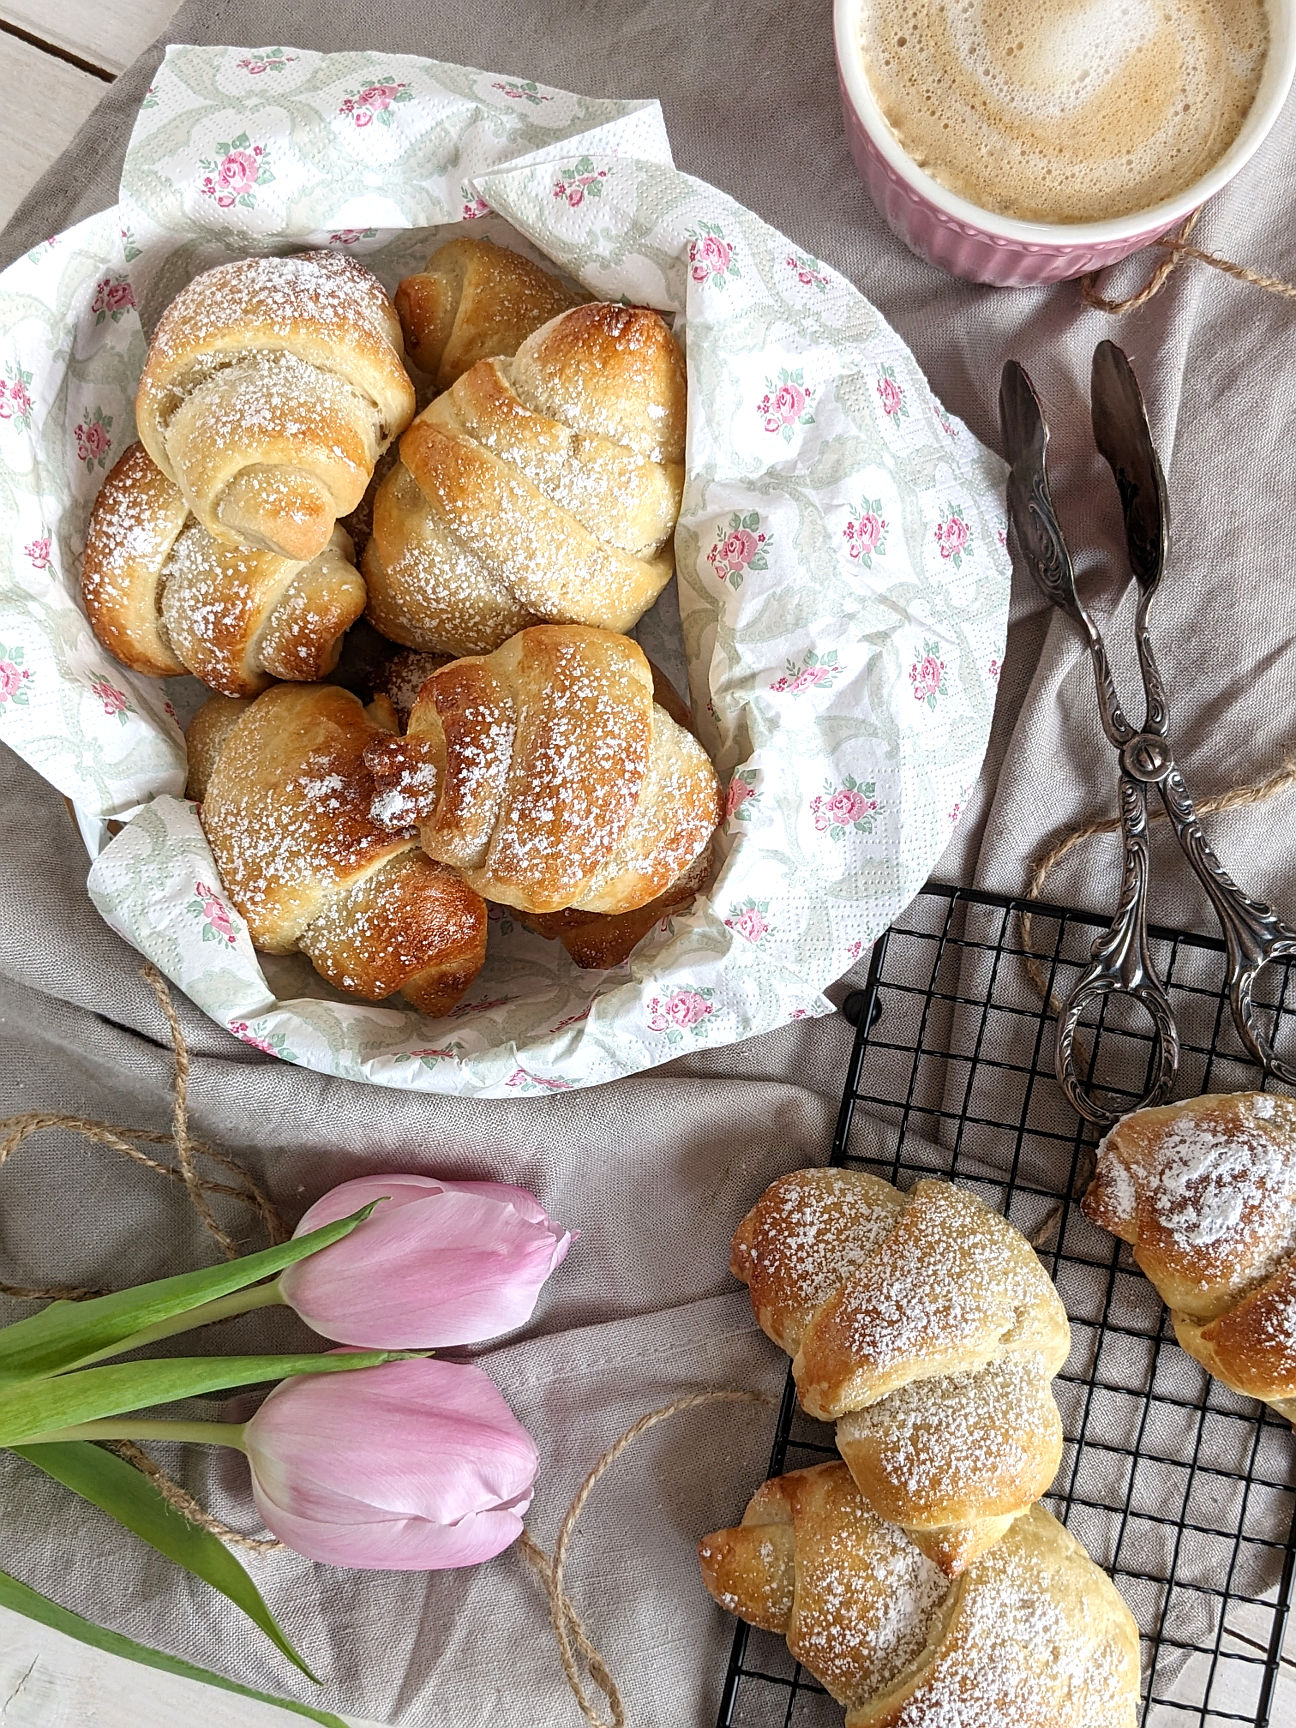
[394,237,586,389]
[699,1462,1140,1728]
[82,443,365,698]
[188,683,487,1016]
[1085,1091,1296,1422]
[732,1169,1071,1572]
[362,302,685,656]
[137,252,416,563]
[365,625,720,918]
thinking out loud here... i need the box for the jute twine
[0,964,288,1550]
[0,963,286,1300]
[1079,208,1296,314]
[519,1390,770,1728]
[0,964,771,1715]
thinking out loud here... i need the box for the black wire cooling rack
[717,883,1296,1728]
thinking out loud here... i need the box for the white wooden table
[0,6,1293,1725]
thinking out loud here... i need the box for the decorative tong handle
[1157,767,1296,1086]
[1056,773,1180,1126]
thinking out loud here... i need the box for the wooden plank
[0,33,107,230]
[0,1605,382,1727]
[0,0,179,77]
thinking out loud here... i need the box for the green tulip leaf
[13,1441,319,1681]
[0,1349,406,1447]
[0,1203,376,1382]
[0,1564,347,1726]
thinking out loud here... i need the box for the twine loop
[0,965,287,1549]
[1079,208,1296,314]
[520,1390,771,1728]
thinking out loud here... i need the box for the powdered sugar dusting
[787,1475,947,1706]
[837,1351,1057,1508]
[734,1169,904,1352]
[889,1511,1137,1726]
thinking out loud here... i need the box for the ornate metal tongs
[1000,341,1296,1127]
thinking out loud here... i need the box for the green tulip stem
[18,1418,250,1451]
[62,1281,288,1372]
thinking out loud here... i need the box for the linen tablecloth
[3,0,1296,1722]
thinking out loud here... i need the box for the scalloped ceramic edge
[0,45,1010,1097]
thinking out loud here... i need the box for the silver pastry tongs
[999,341,1296,1127]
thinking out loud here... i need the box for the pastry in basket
[514,658,712,967]
[362,301,685,656]
[136,251,416,563]
[365,624,721,919]
[187,683,487,1016]
[395,236,587,390]
[81,443,366,698]
[731,1168,1071,1572]
[1084,1090,1296,1423]
[698,1461,1140,1728]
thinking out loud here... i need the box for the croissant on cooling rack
[136,251,416,563]
[365,624,720,919]
[699,1461,1141,1728]
[187,683,487,1016]
[394,236,586,390]
[731,1168,1072,1572]
[362,301,685,656]
[1085,1090,1296,1423]
[81,443,366,698]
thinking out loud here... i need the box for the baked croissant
[731,1168,1071,1571]
[136,251,416,563]
[362,302,685,656]
[394,237,586,389]
[514,660,712,965]
[699,1462,1141,1728]
[365,625,721,918]
[1085,1090,1296,1423]
[188,683,487,1016]
[81,443,366,698]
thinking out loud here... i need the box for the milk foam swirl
[859,0,1269,223]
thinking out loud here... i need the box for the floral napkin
[0,45,1011,1095]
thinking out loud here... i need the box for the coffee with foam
[859,0,1269,224]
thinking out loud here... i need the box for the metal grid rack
[717,883,1296,1728]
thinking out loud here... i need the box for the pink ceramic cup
[833,0,1296,287]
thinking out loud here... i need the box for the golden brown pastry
[365,625,720,919]
[699,1462,1141,1728]
[362,302,685,656]
[394,237,586,389]
[731,1169,1071,1571]
[136,252,416,563]
[189,683,486,1015]
[513,658,712,966]
[517,845,712,968]
[1084,1091,1296,1423]
[82,443,366,698]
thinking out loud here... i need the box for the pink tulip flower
[243,1357,537,1569]
[278,1174,572,1348]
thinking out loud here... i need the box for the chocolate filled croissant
[365,625,720,919]
[136,251,416,563]
[188,683,487,1016]
[1085,1090,1296,1423]
[699,1462,1140,1728]
[731,1169,1071,1572]
[394,237,586,389]
[82,443,366,698]
[362,302,685,656]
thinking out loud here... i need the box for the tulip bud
[243,1357,538,1569]
[279,1174,571,1348]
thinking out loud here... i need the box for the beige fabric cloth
[3,0,1296,1722]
